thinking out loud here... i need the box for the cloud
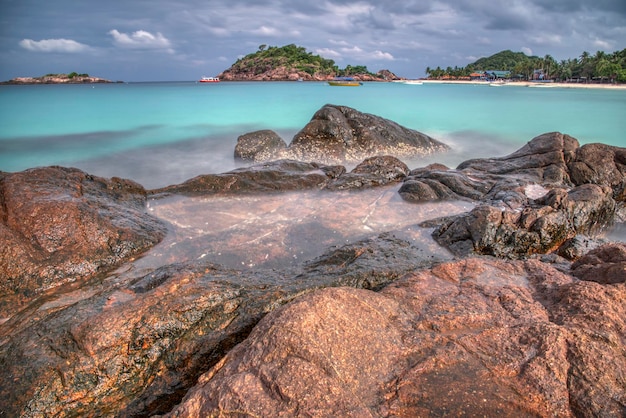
[592,38,612,50]
[251,26,279,36]
[372,50,394,60]
[528,34,563,46]
[314,47,341,58]
[19,38,90,53]
[521,47,533,56]
[108,29,173,52]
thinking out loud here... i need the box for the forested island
[218,43,399,81]
[0,72,114,84]
[426,49,626,83]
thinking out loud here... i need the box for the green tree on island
[229,44,378,78]
[425,48,626,83]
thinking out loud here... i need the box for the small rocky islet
[0,72,115,85]
[0,104,625,417]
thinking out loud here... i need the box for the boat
[328,77,362,86]
[401,80,423,85]
[199,76,219,83]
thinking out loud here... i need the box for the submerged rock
[0,167,166,319]
[163,249,626,417]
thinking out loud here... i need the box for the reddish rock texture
[165,251,626,417]
[1,131,625,417]
[0,167,166,318]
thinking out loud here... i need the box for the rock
[556,235,608,260]
[326,155,410,190]
[376,69,401,80]
[0,167,166,319]
[237,104,449,165]
[152,157,412,197]
[458,131,579,184]
[399,168,495,202]
[568,142,626,199]
[152,160,345,196]
[571,242,626,284]
[234,129,288,162]
[0,233,441,417]
[400,132,581,206]
[163,254,626,417]
[432,184,616,258]
[288,104,449,164]
[400,133,624,258]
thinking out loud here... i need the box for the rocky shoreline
[0,105,624,417]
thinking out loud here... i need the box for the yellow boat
[328,77,362,86]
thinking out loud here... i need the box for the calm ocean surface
[1,81,625,188]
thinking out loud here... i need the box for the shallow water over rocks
[139,185,473,271]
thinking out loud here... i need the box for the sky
[1,0,625,82]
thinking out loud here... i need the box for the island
[0,72,116,84]
[217,43,400,81]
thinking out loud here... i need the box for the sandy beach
[420,79,626,90]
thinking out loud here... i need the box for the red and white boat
[199,76,219,83]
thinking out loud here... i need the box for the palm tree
[543,55,556,80]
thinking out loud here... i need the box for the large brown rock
[0,167,166,319]
[0,233,440,417]
[457,131,579,183]
[432,184,616,258]
[152,160,345,196]
[164,251,626,417]
[289,104,449,164]
[568,142,626,200]
[400,132,581,205]
[152,157,412,197]
[236,104,449,165]
[400,132,626,259]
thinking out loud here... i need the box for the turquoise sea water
[1,81,625,188]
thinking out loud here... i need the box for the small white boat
[199,76,219,83]
[402,80,423,85]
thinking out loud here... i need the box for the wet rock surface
[152,156,411,197]
[163,252,626,417]
[1,129,625,417]
[398,132,626,259]
[234,129,288,163]
[0,233,444,417]
[235,104,450,165]
[0,166,167,319]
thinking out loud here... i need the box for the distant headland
[0,72,118,85]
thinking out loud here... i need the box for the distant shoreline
[420,79,626,90]
[0,74,115,85]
